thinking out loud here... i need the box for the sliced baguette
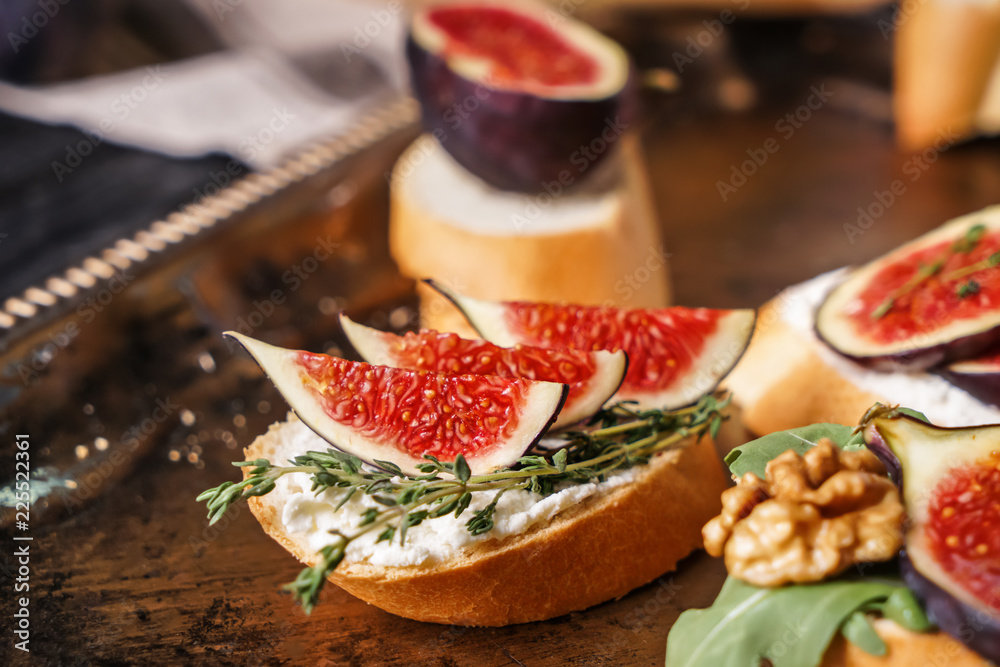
[723,283,995,665]
[724,299,885,434]
[723,273,1000,435]
[244,415,729,626]
[388,133,670,336]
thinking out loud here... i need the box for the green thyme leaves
[870,298,894,320]
[870,261,942,320]
[197,393,730,613]
[952,223,986,253]
[284,542,346,614]
[957,280,981,298]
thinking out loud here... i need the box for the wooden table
[6,33,1000,667]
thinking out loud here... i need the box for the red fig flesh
[226,332,567,475]
[339,315,626,429]
[407,1,633,192]
[863,413,1000,661]
[429,281,755,410]
[817,207,1000,370]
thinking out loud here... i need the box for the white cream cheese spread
[272,417,642,567]
[401,135,621,236]
[777,269,1000,427]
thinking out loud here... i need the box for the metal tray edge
[0,95,419,344]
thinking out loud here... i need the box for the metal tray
[0,95,420,528]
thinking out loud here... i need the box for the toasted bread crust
[723,300,885,434]
[245,420,729,626]
[822,618,988,666]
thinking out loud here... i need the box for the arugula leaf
[724,423,860,478]
[882,588,933,632]
[723,406,930,479]
[682,407,938,667]
[665,577,912,667]
[896,407,929,423]
[841,610,886,656]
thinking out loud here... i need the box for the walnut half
[703,439,904,587]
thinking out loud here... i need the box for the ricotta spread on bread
[273,416,643,567]
[778,269,1000,426]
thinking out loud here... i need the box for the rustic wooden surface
[6,31,1000,667]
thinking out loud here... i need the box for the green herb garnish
[957,280,981,298]
[943,251,1000,284]
[871,223,997,319]
[665,576,930,667]
[952,223,986,253]
[198,393,729,613]
[870,260,943,320]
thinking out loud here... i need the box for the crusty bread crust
[822,618,988,666]
[722,300,885,435]
[245,419,729,626]
[388,134,670,334]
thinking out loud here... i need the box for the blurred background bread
[389,132,670,334]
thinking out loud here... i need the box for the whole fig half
[406,1,635,193]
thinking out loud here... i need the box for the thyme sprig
[871,223,998,319]
[197,392,729,613]
[956,279,981,299]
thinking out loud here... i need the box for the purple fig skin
[814,208,1000,371]
[938,366,1000,408]
[406,35,635,194]
[900,554,1000,662]
[865,413,1000,662]
[861,422,902,484]
[814,314,1000,373]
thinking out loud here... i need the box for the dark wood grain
[645,106,1000,309]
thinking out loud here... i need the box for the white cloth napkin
[0,0,409,169]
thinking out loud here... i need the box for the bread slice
[244,415,729,626]
[895,0,1000,150]
[822,618,988,666]
[723,272,1000,435]
[388,133,671,336]
[724,299,884,434]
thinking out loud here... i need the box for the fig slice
[939,348,1000,407]
[817,206,1000,370]
[407,1,633,192]
[339,315,626,429]
[226,332,567,476]
[863,412,1000,661]
[427,281,756,411]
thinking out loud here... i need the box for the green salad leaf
[724,407,930,479]
[724,423,861,478]
[665,577,924,667]
[840,610,886,656]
